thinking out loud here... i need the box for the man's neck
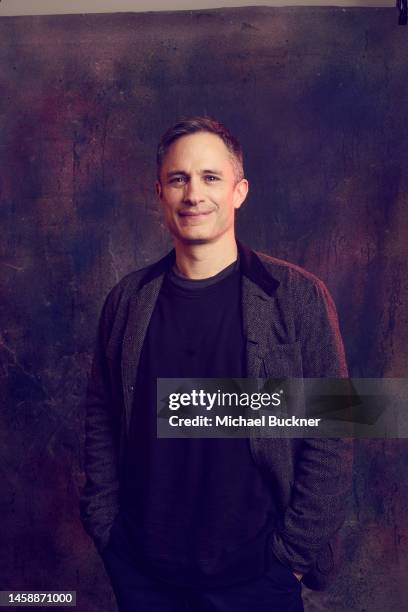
[173,234,238,280]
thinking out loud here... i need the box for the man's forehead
[167,132,229,156]
[162,133,233,170]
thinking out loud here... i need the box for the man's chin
[177,235,213,245]
[172,229,216,245]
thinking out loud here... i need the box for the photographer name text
[168,415,321,428]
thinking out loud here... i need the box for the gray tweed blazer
[80,240,352,591]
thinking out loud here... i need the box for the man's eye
[204,176,218,182]
[170,177,186,184]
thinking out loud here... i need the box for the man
[80,116,352,611]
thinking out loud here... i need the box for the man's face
[156,132,248,245]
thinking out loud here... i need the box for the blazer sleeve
[270,278,353,575]
[79,289,121,553]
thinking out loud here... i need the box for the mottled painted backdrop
[1,7,407,612]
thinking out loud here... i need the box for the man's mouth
[178,210,214,217]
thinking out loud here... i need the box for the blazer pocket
[316,541,334,575]
[261,342,303,378]
[301,542,335,591]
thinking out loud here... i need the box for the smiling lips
[178,209,214,217]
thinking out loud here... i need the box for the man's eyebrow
[166,170,188,177]
[165,169,224,178]
[201,169,224,176]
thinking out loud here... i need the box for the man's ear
[234,178,249,210]
[155,180,162,199]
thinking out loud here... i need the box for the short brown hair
[156,116,244,183]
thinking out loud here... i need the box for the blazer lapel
[242,274,275,377]
[238,240,280,378]
[121,273,165,436]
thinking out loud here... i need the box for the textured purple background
[0,7,407,611]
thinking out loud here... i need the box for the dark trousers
[101,514,304,612]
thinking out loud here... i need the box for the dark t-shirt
[121,256,275,587]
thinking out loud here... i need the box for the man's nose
[183,177,204,205]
